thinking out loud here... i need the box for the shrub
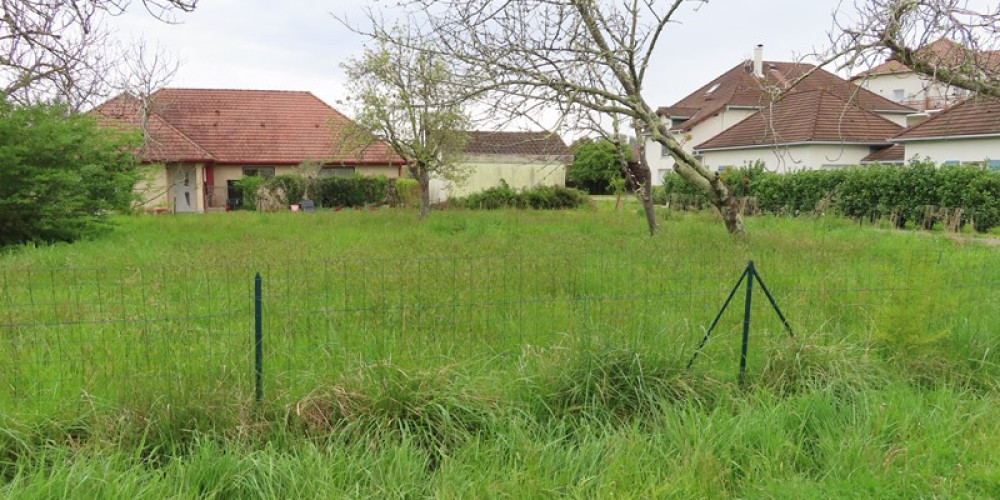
[314,175,391,207]
[0,101,141,246]
[457,183,590,210]
[390,178,420,208]
[265,174,306,205]
[233,176,266,211]
[567,138,629,194]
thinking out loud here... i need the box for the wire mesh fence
[3,248,1000,410]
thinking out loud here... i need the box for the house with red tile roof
[695,90,904,172]
[430,130,571,201]
[644,47,913,182]
[93,88,405,213]
[890,97,1000,167]
[851,39,994,112]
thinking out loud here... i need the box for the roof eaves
[696,140,894,152]
[893,132,1000,143]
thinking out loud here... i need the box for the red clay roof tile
[465,131,570,158]
[862,144,905,163]
[695,89,903,150]
[660,61,913,132]
[92,88,404,166]
[893,97,1000,140]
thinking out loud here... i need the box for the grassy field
[3,205,1000,498]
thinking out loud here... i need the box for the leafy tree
[341,26,470,221]
[568,138,629,195]
[0,100,141,246]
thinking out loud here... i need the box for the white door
[173,166,196,213]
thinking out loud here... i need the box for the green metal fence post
[254,272,263,402]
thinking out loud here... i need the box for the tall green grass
[3,207,1000,497]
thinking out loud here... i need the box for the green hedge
[312,175,392,208]
[657,160,1000,232]
[457,183,591,210]
[236,175,403,210]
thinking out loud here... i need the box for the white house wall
[855,72,967,111]
[135,165,171,212]
[644,108,757,185]
[438,154,567,199]
[904,137,1000,164]
[700,144,876,173]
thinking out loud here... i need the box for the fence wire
[2,249,1000,409]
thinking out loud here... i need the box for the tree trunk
[417,168,431,221]
[718,195,746,235]
[634,141,658,236]
[649,121,746,236]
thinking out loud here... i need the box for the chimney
[753,44,764,78]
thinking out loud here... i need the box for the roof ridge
[158,87,313,94]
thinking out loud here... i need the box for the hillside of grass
[2,207,1000,498]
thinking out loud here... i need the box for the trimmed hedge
[656,160,1000,233]
[457,183,591,210]
[312,175,391,208]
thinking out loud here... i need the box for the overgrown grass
[3,207,1000,497]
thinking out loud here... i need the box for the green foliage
[391,178,420,208]
[458,182,591,210]
[313,175,391,208]
[660,159,1000,232]
[265,174,306,206]
[233,176,266,210]
[341,27,470,218]
[567,138,629,194]
[0,101,140,246]
[537,347,717,421]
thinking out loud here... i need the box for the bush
[313,175,391,208]
[567,139,629,194]
[0,101,141,246]
[265,174,305,205]
[458,183,590,210]
[233,176,266,210]
[390,178,420,208]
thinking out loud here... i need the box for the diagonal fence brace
[686,261,795,385]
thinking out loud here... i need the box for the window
[892,89,905,101]
[242,166,275,177]
[661,143,669,157]
[319,167,356,178]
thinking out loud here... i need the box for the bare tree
[381,0,744,235]
[833,0,1000,98]
[107,39,179,149]
[341,26,470,220]
[1,0,196,108]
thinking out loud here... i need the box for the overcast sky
[107,1,853,129]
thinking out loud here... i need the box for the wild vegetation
[2,207,1000,497]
